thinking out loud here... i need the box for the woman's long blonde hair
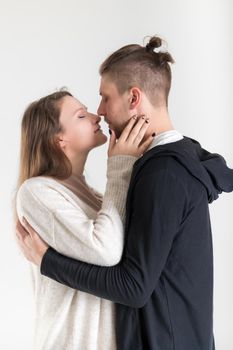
[17,90,73,190]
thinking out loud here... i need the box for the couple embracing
[16,36,233,350]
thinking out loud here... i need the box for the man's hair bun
[145,36,162,52]
[145,36,174,66]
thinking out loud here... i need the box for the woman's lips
[94,127,101,133]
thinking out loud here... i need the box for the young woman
[16,90,152,350]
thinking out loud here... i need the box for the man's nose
[97,102,105,117]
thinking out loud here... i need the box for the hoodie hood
[134,137,233,203]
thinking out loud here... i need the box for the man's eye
[102,96,108,102]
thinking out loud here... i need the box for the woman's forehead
[60,96,86,115]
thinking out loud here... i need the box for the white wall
[0,0,232,348]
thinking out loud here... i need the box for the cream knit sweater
[16,155,137,350]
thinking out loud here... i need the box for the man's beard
[114,121,128,139]
[114,129,122,139]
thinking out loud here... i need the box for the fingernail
[109,129,112,135]
[152,132,156,137]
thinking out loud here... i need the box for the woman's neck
[67,152,88,177]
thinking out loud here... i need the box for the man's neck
[141,106,174,139]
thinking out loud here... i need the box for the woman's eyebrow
[72,107,87,116]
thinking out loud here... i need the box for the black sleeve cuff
[40,247,60,278]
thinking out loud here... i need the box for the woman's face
[58,95,107,155]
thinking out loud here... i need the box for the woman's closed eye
[78,115,86,119]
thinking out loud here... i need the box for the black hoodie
[41,137,233,350]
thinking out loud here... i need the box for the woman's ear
[56,134,66,149]
[129,87,141,110]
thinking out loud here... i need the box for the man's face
[97,75,132,138]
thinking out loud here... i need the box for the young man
[17,36,233,349]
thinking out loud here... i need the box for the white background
[0,0,232,349]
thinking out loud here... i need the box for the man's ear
[129,87,141,110]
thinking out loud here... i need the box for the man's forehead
[99,78,116,95]
[99,77,107,93]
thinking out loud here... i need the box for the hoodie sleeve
[40,159,188,308]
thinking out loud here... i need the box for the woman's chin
[100,136,108,146]
[99,132,108,143]
[93,133,108,148]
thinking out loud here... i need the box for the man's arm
[41,160,187,308]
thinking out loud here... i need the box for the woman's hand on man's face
[16,218,49,267]
[108,115,154,158]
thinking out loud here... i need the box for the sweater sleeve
[16,155,137,266]
[40,161,188,308]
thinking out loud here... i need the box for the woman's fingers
[118,115,138,142]
[107,129,117,155]
[108,114,153,157]
[126,115,148,144]
[139,134,155,154]
[130,117,150,146]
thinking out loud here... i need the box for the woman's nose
[90,114,101,124]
